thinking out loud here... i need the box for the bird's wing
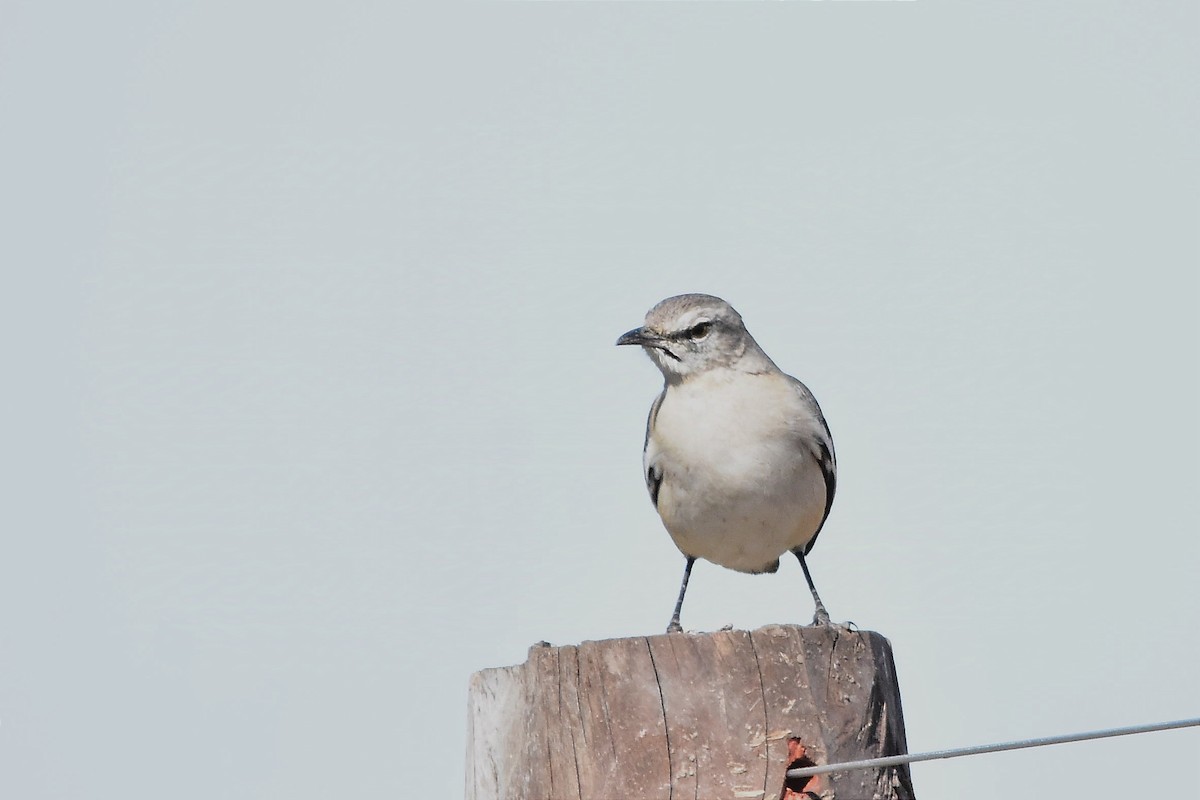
[788,376,836,555]
[643,389,666,508]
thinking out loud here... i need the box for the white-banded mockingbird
[617,294,837,633]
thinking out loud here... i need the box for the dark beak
[616,326,681,361]
[616,327,654,347]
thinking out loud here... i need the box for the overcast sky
[1,2,1197,799]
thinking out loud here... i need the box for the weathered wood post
[466,624,914,800]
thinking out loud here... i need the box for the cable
[785,717,1200,779]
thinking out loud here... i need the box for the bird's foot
[666,618,683,634]
[810,606,832,627]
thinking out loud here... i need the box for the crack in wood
[645,636,675,800]
[746,632,771,799]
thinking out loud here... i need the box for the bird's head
[616,294,772,382]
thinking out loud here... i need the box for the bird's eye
[689,322,712,340]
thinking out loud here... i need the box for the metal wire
[785,717,1200,779]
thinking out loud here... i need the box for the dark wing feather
[644,391,666,508]
[803,437,837,555]
[789,378,837,556]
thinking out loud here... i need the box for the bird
[616,294,837,633]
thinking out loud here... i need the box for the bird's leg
[794,550,831,626]
[666,556,696,633]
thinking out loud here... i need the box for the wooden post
[466,624,915,800]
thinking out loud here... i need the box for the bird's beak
[616,326,681,361]
[616,327,654,347]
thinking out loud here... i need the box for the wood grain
[466,625,915,800]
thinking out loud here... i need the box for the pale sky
[1,2,1197,799]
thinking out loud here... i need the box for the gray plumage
[617,294,837,632]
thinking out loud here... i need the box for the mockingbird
[617,294,837,633]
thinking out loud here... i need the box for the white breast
[646,370,827,573]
